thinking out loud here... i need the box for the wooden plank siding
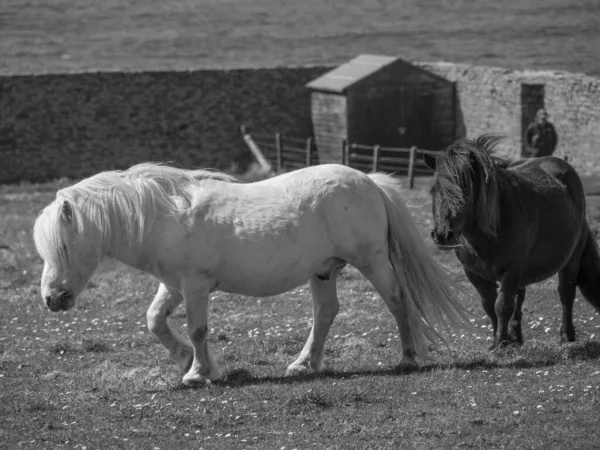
[310,91,347,163]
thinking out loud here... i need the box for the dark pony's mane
[430,134,511,237]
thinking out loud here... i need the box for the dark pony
[424,134,600,348]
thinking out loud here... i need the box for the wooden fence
[246,130,435,188]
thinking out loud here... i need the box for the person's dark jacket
[525,122,558,157]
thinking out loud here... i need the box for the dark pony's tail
[576,225,600,313]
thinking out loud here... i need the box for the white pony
[34,163,468,385]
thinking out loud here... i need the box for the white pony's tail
[368,173,471,358]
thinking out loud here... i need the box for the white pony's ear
[61,200,73,223]
[423,153,437,171]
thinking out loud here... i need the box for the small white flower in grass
[537,405,543,409]
[513,411,520,415]
[516,372,523,377]
[225,434,231,438]
[544,327,551,333]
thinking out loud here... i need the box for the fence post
[341,139,348,165]
[275,132,283,172]
[240,125,272,172]
[408,146,417,189]
[306,137,313,167]
[372,145,381,172]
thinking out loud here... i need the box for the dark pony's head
[423,134,507,249]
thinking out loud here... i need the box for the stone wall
[0,67,327,183]
[1,61,599,182]
[419,62,600,174]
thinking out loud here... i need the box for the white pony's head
[33,196,103,312]
[33,163,237,312]
[32,169,151,312]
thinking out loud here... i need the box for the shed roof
[306,54,398,94]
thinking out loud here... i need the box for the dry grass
[1,175,600,449]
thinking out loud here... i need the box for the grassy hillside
[2,0,599,76]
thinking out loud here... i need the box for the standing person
[524,108,558,158]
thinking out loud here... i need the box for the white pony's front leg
[146,283,194,373]
[181,281,222,386]
[285,272,340,376]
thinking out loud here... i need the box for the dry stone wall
[419,62,600,174]
[0,67,326,183]
[0,62,598,182]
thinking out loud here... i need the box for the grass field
[2,0,600,76]
[2,1,600,447]
[2,176,600,449]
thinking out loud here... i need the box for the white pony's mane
[33,163,238,268]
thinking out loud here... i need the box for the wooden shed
[306,54,457,163]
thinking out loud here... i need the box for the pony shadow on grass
[171,340,600,389]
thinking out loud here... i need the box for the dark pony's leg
[464,270,498,342]
[508,288,526,344]
[494,270,522,348]
[558,265,579,343]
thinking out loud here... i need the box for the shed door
[410,91,433,149]
[396,88,433,149]
[521,84,545,157]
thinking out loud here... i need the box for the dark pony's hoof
[394,360,420,374]
[560,334,578,344]
[560,327,577,344]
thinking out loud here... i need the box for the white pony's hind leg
[146,283,194,373]
[358,254,420,370]
[285,269,341,376]
[181,281,222,386]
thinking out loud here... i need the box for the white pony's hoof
[284,364,311,377]
[181,372,211,386]
[207,366,223,382]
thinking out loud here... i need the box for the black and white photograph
[1,1,599,448]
